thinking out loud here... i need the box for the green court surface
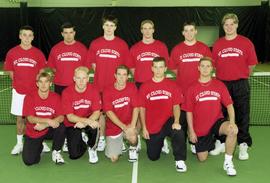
[0,126,269,183]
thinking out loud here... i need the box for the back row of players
[4,13,257,176]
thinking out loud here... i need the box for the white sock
[99,136,105,140]
[225,154,233,162]
[17,135,23,144]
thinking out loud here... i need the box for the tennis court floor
[0,126,269,183]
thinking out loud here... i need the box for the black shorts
[54,84,68,95]
[194,118,227,153]
[135,82,142,89]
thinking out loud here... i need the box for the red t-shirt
[4,45,46,94]
[139,78,183,134]
[23,91,62,138]
[47,41,88,86]
[169,41,212,94]
[212,35,258,81]
[129,40,169,83]
[103,83,139,136]
[87,36,130,92]
[62,83,101,127]
[183,79,233,137]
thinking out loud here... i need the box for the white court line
[131,160,138,183]
[0,86,11,92]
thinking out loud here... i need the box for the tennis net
[0,71,269,125]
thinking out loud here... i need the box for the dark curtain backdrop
[0,6,268,62]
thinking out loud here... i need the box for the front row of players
[22,57,238,176]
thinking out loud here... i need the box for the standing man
[212,13,258,160]
[4,25,48,155]
[103,65,139,162]
[22,72,65,165]
[62,66,101,163]
[139,57,187,172]
[47,22,88,94]
[169,22,212,153]
[87,15,130,151]
[128,19,170,153]
[184,57,238,176]
[47,22,88,151]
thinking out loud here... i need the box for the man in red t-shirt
[128,19,170,153]
[62,66,101,163]
[139,57,187,173]
[212,13,258,160]
[169,22,212,154]
[47,22,88,152]
[183,57,238,176]
[87,15,130,151]
[47,22,88,94]
[22,72,65,166]
[103,65,139,163]
[4,25,47,155]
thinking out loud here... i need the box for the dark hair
[115,65,130,75]
[102,15,118,26]
[19,25,34,34]
[152,57,166,66]
[182,21,196,31]
[61,22,75,32]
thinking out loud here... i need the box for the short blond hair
[141,19,155,29]
[222,13,239,25]
[74,66,89,76]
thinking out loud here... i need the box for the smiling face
[182,25,197,43]
[223,18,238,37]
[198,59,213,77]
[19,29,34,48]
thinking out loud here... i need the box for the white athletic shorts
[105,133,123,158]
[11,88,26,116]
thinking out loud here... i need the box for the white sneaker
[52,150,65,164]
[175,160,187,172]
[42,142,50,153]
[161,139,170,154]
[223,161,237,176]
[81,132,88,144]
[209,140,225,156]
[122,142,127,153]
[190,144,196,154]
[97,138,106,152]
[11,143,23,155]
[239,143,249,160]
[88,148,98,163]
[62,138,68,152]
[128,147,138,162]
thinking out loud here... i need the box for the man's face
[115,68,128,86]
[103,21,117,37]
[198,60,213,77]
[182,25,197,42]
[74,70,89,92]
[141,23,154,39]
[37,77,51,93]
[152,61,167,78]
[223,18,238,36]
[62,28,75,44]
[19,30,34,47]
